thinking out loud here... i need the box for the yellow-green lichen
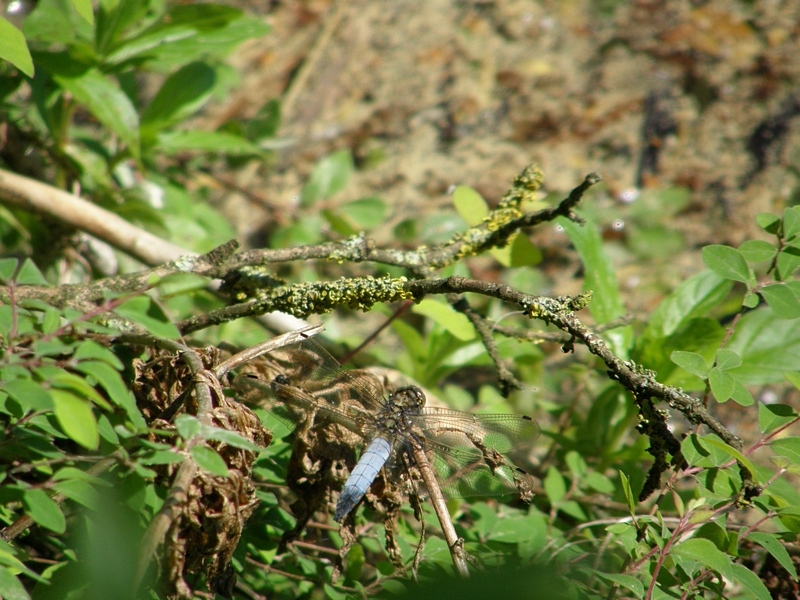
[223,265,286,302]
[443,165,545,262]
[523,291,592,320]
[253,276,413,318]
[328,233,369,264]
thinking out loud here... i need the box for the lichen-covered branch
[224,169,602,273]
[178,276,414,334]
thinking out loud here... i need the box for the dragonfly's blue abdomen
[334,436,392,521]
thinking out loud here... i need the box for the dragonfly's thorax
[373,386,425,435]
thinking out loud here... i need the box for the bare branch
[0,169,189,265]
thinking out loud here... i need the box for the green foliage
[0,18,34,77]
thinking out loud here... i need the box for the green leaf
[670,351,709,378]
[105,8,269,69]
[41,306,61,334]
[543,466,566,504]
[322,208,357,237]
[245,99,281,142]
[584,471,616,494]
[1,379,53,411]
[701,245,751,284]
[141,61,216,133]
[23,488,66,534]
[708,367,734,402]
[54,69,140,155]
[558,216,626,326]
[743,291,760,308]
[73,340,124,369]
[203,427,261,452]
[452,186,489,226]
[731,563,771,600]
[642,271,732,341]
[786,371,800,390]
[0,258,18,283]
[700,436,758,484]
[50,371,112,410]
[594,573,643,598]
[729,378,754,407]
[51,466,111,486]
[759,402,799,435]
[190,445,228,477]
[301,150,353,205]
[491,232,542,268]
[755,212,781,235]
[339,197,387,231]
[771,437,800,464]
[0,18,33,77]
[175,414,261,451]
[726,310,800,384]
[70,0,94,24]
[565,450,587,477]
[324,583,348,600]
[50,389,99,450]
[113,295,180,339]
[485,516,538,543]
[784,207,800,241]
[411,299,476,341]
[738,240,776,263]
[156,130,261,155]
[748,532,798,580]
[716,349,742,370]
[155,272,210,298]
[175,414,201,440]
[777,246,800,280]
[15,259,49,286]
[94,0,148,53]
[671,537,734,580]
[141,450,185,465]
[761,284,800,319]
[72,361,146,429]
[0,566,32,600]
[52,479,100,509]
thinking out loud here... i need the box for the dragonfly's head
[390,386,426,412]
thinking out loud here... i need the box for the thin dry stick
[0,169,188,265]
[214,323,324,379]
[0,171,306,333]
[409,445,470,577]
[280,0,353,128]
[133,341,217,592]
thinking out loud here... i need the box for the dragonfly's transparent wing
[264,338,387,414]
[234,338,389,448]
[407,409,539,499]
[234,373,360,436]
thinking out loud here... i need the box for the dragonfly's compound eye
[392,386,426,410]
[273,374,291,385]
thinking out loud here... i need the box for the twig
[291,540,340,556]
[133,340,218,592]
[406,276,742,448]
[214,323,324,378]
[339,299,414,365]
[225,171,602,274]
[280,0,353,128]
[0,169,188,265]
[450,297,523,396]
[409,444,470,577]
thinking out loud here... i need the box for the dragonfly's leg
[410,491,426,581]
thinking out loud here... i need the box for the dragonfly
[234,337,539,522]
